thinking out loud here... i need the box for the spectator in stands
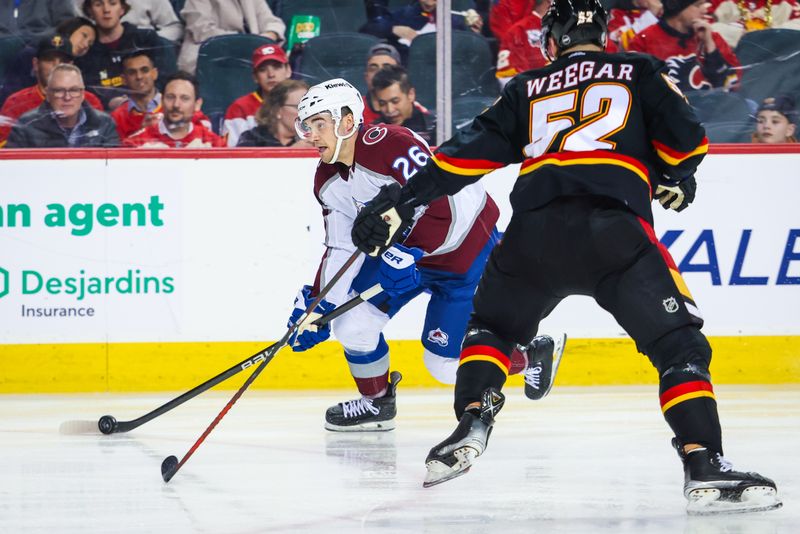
[122,0,184,43]
[76,0,162,107]
[111,50,215,138]
[124,71,225,147]
[628,0,740,91]
[0,0,76,43]
[608,0,662,49]
[495,0,551,87]
[362,42,401,125]
[752,95,798,143]
[709,0,800,47]
[489,0,535,42]
[0,16,97,107]
[237,79,310,147]
[178,0,285,74]
[0,34,104,147]
[361,0,483,61]
[222,43,291,147]
[372,64,436,145]
[5,63,119,148]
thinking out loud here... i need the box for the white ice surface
[0,385,797,533]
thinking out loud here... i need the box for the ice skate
[324,371,402,432]
[523,333,566,400]
[423,388,505,488]
[673,438,782,515]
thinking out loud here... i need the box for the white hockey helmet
[295,79,364,163]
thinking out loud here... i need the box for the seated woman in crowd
[237,79,310,147]
[752,95,797,143]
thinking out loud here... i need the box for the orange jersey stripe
[660,380,714,406]
[519,150,650,185]
[652,137,709,166]
[432,152,506,176]
[661,390,715,413]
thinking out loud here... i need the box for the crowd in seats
[0,0,798,149]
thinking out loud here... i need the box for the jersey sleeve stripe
[432,152,507,176]
[652,137,709,166]
[520,150,650,185]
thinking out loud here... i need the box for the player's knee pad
[332,301,389,353]
[645,326,712,377]
[423,349,458,384]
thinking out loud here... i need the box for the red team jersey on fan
[496,12,548,80]
[627,22,740,90]
[111,98,214,139]
[607,8,659,49]
[0,85,104,146]
[310,124,499,305]
[221,91,262,146]
[123,120,225,148]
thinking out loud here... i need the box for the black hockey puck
[98,415,117,435]
[161,455,179,482]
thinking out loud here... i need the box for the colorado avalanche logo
[362,126,388,145]
[665,55,711,91]
[427,328,449,347]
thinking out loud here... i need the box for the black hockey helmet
[541,0,608,61]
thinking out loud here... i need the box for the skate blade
[525,333,567,401]
[324,420,396,432]
[422,448,476,488]
[686,486,783,515]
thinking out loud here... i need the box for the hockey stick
[57,282,382,437]
[160,250,364,482]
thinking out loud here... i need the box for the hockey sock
[345,335,390,398]
[659,364,723,453]
[454,329,515,418]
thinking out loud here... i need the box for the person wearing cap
[627,0,740,91]
[0,34,103,147]
[752,95,798,143]
[363,43,401,125]
[221,43,292,147]
[0,0,76,43]
[6,63,119,148]
[76,0,162,107]
[178,0,285,74]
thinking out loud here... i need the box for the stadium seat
[685,90,753,143]
[407,31,498,110]
[280,0,367,34]
[195,34,276,114]
[735,29,800,104]
[451,95,496,131]
[153,36,178,91]
[297,33,380,94]
[0,36,25,81]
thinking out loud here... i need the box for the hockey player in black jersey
[350,0,781,515]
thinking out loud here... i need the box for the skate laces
[523,363,543,389]
[341,397,380,419]
[715,453,734,472]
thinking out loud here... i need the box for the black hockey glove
[352,183,415,256]
[654,175,696,212]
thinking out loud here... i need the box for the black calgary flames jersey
[414,50,708,224]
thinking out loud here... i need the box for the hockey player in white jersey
[286,78,566,431]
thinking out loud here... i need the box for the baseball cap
[37,34,74,61]
[252,44,288,70]
[366,43,401,64]
[757,95,798,123]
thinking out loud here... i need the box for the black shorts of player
[469,196,703,352]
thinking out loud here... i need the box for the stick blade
[59,420,100,435]
[161,455,179,482]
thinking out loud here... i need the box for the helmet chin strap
[324,116,360,164]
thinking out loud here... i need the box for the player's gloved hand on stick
[654,175,696,212]
[352,183,415,256]
[287,285,336,352]
[379,244,424,296]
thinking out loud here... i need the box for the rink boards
[1,146,798,392]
